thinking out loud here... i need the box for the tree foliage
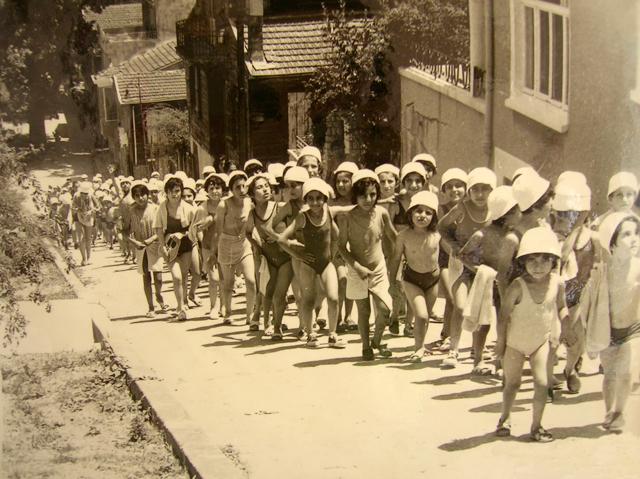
[0,0,105,144]
[145,105,190,157]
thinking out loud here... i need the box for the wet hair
[492,205,519,227]
[203,175,227,194]
[609,216,640,250]
[164,177,183,194]
[351,179,380,205]
[406,205,438,231]
[517,253,559,273]
[522,186,554,215]
[131,184,149,197]
[248,176,271,198]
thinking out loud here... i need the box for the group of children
[46,148,640,442]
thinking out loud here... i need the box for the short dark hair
[131,184,149,197]
[164,177,183,194]
[610,216,640,250]
[351,179,380,205]
[204,175,227,193]
[522,186,554,215]
[248,176,271,198]
[406,205,438,231]
[517,253,559,272]
[229,174,247,191]
[492,205,519,227]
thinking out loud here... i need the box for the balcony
[413,63,485,98]
[176,17,221,63]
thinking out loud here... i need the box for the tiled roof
[113,70,186,105]
[94,40,182,82]
[84,3,143,31]
[245,18,333,77]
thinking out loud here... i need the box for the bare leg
[220,263,235,320]
[240,254,256,325]
[500,346,525,427]
[320,263,339,334]
[530,341,551,432]
[270,262,293,335]
[356,298,372,349]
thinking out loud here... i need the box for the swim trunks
[402,265,440,292]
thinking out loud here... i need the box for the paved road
[29,150,640,479]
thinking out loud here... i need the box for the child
[593,172,639,230]
[182,178,202,307]
[72,181,97,266]
[101,196,117,249]
[277,178,346,348]
[297,145,322,178]
[375,164,399,204]
[331,161,359,332]
[124,181,168,317]
[195,173,227,319]
[244,159,264,177]
[495,227,570,442]
[458,186,521,374]
[338,170,397,360]
[582,213,640,433]
[389,191,440,361]
[438,167,496,368]
[437,168,468,351]
[411,153,439,194]
[213,170,256,327]
[512,171,554,237]
[246,174,292,338]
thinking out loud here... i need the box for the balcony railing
[415,63,486,97]
[176,17,220,63]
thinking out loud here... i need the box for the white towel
[258,256,270,296]
[578,262,611,358]
[462,265,498,332]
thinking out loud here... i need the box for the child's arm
[337,214,372,279]
[458,230,484,273]
[263,202,291,241]
[496,280,521,359]
[211,200,227,262]
[557,281,577,346]
[276,213,311,263]
[328,204,354,217]
[388,231,405,281]
[437,204,464,257]
[381,207,398,245]
[330,213,340,259]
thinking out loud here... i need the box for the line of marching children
[46,148,640,442]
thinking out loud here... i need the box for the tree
[145,105,190,170]
[0,0,105,145]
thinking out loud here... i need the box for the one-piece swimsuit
[301,210,332,275]
[252,203,290,268]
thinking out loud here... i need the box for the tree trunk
[28,106,46,146]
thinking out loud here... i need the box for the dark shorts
[611,321,640,346]
[403,266,440,292]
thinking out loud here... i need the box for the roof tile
[95,40,181,81]
[84,3,144,31]
[113,70,186,105]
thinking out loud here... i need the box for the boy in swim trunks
[338,170,398,360]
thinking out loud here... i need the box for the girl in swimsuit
[182,178,202,308]
[495,227,570,442]
[389,191,440,362]
[338,170,398,360]
[246,174,292,340]
[153,176,197,321]
[276,178,345,349]
[331,162,359,333]
[438,167,496,369]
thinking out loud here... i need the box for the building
[400,0,640,213]
[176,0,367,173]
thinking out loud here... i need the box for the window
[506,0,569,132]
[103,87,118,122]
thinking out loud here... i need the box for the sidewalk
[27,149,640,478]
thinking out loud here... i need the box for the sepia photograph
[1,0,639,477]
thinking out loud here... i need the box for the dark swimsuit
[252,204,290,268]
[166,215,192,255]
[565,237,595,309]
[402,265,441,291]
[394,199,410,227]
[301,210,332,275]
[611,321,640,346]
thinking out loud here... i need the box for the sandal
[530,427,554,443]
[495,421,511,437]
[472,362,493,376]
[145,310,155,318]
[188,296,202,307]
[373,343,392,358]
[159,303,170,313]
[271,333,283,341]
[264,325,274,336]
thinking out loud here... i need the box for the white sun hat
[511,166,537,183]
[488,185,518,221]
[183,178,197,193]
[335,161,359,176]
[228,170,248,188]
[517,226,561,258]
[298,145,322,162]
[374,163,400,178]
[408,190,439,212]
[467,167,497,191]
[400,162,427,183]
[411,153,437,170]
[441,168,468,188]
[302,177,331,199]
[78,181,93,194]
[513,172,550,211]
[204,173,228,189]
[553,179,591,212]
[607,171,639,196]
[283,166,310,184]
[202,165,216,176]
[150,171,161,179]
[557,171,587,186]
[244,158,263,170]
[598,212,639,253]
[352,169,379,185]
[267,162,285,179]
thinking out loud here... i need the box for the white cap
[517,226,561,258]
[148,179,162,192]
[150,171,160,178]
[283,166,309,183]
[557,171,587,186]
[553,180,591,212]
[195,189,208,202]
[513,173,550,211]
[302,178,331,199]
[202,165,216,176]
[244,158,263,170]
[374,163,399,178]
[488,186,518,221]
[608,171,639,196]
[298,145,322,162]
[598,212,638,253]
[352,169,379,185]
[78,181,93,194]
[511,166,537,183]
[228,170,248,188]
[408,190,439,212]
[130,180,149,193]
[267,162,285,179]
[204,173,228,188]
[195,178,205,187]
[183,178,197,193]
[80,174,89,180]
[174,170,188,182]
[467,167,497,191]
[412,153,437,169]
[400,162,427,183]
[441,168,468,188]
[335,161,359,176]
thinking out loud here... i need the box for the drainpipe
[483,0,495,170]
